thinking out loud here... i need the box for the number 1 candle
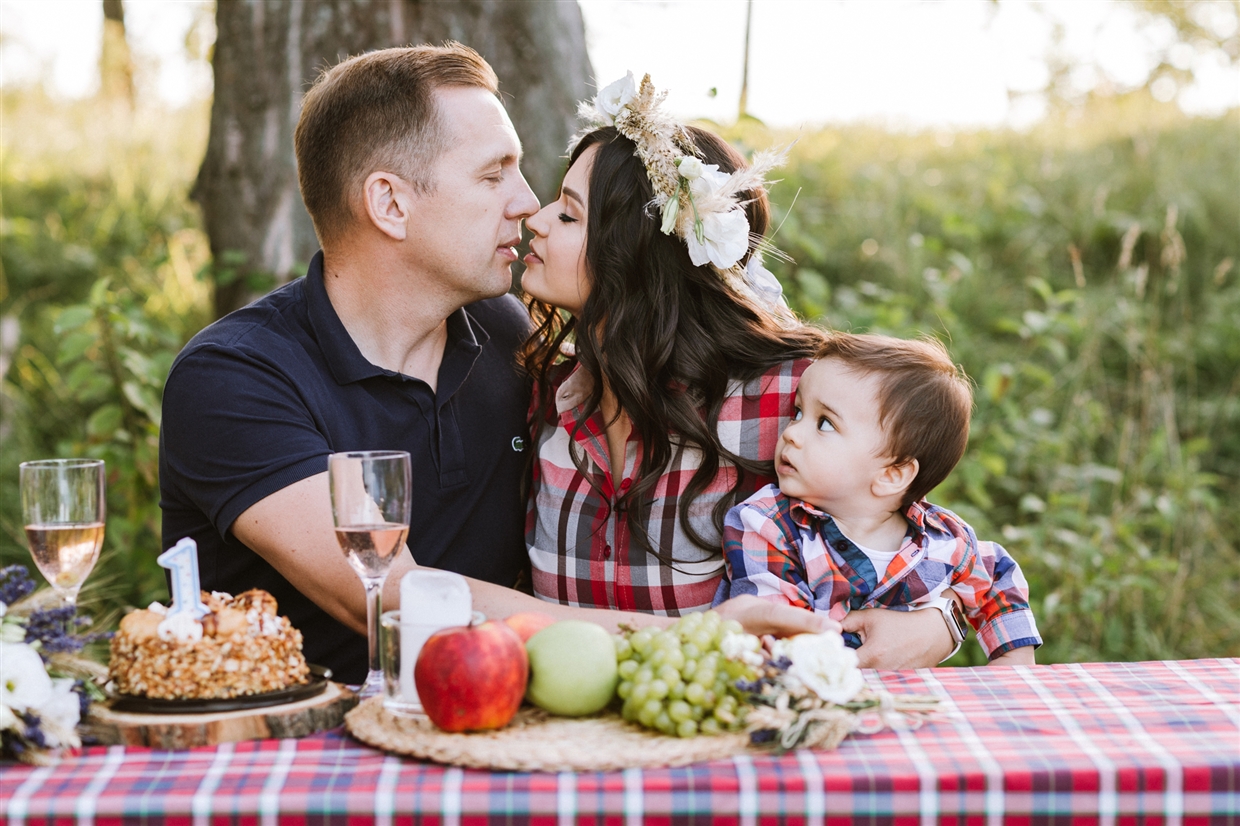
[157,537,210,620]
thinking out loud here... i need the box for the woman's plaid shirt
[527,359,810,615]
[716,484,1042,658]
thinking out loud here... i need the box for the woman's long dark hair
[521,126,826,564]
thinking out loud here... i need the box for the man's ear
[873,458,918,500]
[361,171,410,241]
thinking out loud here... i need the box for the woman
[519,74,954,667]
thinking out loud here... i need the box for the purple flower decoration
[0,566,37,606]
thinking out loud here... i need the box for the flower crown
[572,72,789,315]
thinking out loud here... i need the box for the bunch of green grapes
[614,610,762,738]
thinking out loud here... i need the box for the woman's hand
[715,595,840,638]
[839,607,955,669]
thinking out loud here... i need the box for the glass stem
[365,578,383,677]
[63,592,77,634]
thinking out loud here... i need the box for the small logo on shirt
[511,436,526,452]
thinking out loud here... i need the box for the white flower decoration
[1,641,53,714]
[0,619,23,643]
[37,678,82,748]
[686,208,751,270]
[773,632,865,705]
[687,163,730,199]
[744,255,788,310]
[595,71,637,123]
[660,195,680,234]
[677,156,705,180]
[667,160,752,269]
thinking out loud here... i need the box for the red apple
[414,619,528,732]
[503,611,557,643]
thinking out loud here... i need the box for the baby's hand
[715,595,840,638]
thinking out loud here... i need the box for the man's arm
[232,473,836,638]
[231,473,376,635]
[231,473,661,635]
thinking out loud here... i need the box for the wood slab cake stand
[86,682,356,748]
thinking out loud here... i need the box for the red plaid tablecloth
[2,659,1237,824]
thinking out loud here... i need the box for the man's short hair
[817,333,974,506]
[294,43,498,246]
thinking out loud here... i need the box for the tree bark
[195,0,593,320]
[100,0,135,106]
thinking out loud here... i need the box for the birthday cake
[109,589,311,700]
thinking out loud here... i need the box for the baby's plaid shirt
[718,483,1042,658]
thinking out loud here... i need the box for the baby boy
[716,333,1040,664]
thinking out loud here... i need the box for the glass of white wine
[20,458,106,607]
[328,450,411,699]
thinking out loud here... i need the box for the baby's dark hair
[817,333,973,506]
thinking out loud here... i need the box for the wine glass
[328,450,411,699]
[20,458,106,607]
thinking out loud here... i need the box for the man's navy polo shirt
[159,252,531,683]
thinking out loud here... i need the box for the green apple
[524,620,619,716]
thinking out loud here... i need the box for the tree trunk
[195,0,593,320]
[100,0,135,106]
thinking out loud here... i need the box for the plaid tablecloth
[2,658,1237,824]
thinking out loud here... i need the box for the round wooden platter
[345,697,752,772]
[85,681,357,749]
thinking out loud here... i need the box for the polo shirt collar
[305,251,489,389]
[788,496,941,540]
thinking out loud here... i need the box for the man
[161,44,949,683]
[161,45,543,682]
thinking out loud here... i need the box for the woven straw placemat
[345,697,752,772]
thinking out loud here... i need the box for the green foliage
[1,91,212,614]
[729,104,1240,663]
[3,84,1236,663]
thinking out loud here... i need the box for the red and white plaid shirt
[527,358,810,614]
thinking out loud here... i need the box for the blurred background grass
[734,98,1240,664]
[2,45,1237,665]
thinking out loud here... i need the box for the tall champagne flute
[328,450,411,699]
[20,459,106,607]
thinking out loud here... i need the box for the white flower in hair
[686,209,751,270]
[686,162,728,197]
[595,71,637,123]
[576,72,794,311]
[677,156,705,180]
[678,160,751,269]
[745,254,789,311]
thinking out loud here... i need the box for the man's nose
[508,171,540,220]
